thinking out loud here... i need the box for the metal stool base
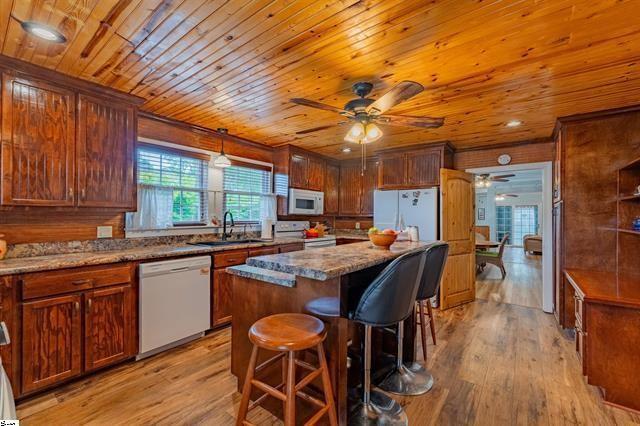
[349,389,408,426]
[379,364,434,396]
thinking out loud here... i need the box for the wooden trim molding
[137,142,210,162]
[0,54,144,106]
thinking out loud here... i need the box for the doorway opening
[466,162,553,313]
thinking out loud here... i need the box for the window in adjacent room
[135,144,209,227]
[222,162,272,222]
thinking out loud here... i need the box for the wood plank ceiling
[1,0,640,158]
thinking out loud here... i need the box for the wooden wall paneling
[1,73,76,206]
[21,293,82,394]
[453,139,555,170]
[77,94,137,209]
[0,210,125,245]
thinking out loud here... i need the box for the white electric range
[274,221,337,249]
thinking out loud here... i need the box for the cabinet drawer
[279,243,304,253]
[21,264,133,300]
[248,247,279,257]
[214,250,248,268]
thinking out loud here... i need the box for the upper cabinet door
[1,74,76,206]
[307,156,325,191]
[406,148,441,187]
[77,95,136,209]
[339,163,362,215]
[324,162,340,215]
[377,153,406,190]
[360,159,378,215]
[289,153,308,189]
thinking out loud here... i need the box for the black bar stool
[378,243,449,397]
[347,250,426,426]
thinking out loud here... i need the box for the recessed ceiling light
[20,21,67,43]
[505,120,522,128]
[342,147,352,153]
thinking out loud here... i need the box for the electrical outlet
[97,226,113,239]
[355,222,360,230]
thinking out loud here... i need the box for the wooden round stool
[236,313,338,426]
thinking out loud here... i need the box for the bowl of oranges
[368,227,398,249]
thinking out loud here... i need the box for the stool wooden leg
[316,343,338,426]
[418,301,428,361]
[236,345,259,426]
[427,299,437,345]
[284,351,296,426]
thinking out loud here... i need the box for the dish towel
[0,359,16,420]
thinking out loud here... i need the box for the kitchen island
[227,240,437,424]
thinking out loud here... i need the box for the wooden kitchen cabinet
[289,153,308,189]
[307,155,325,191]
[84,285,134,372]
[1,73,76,206]
[339,160,377,216]
[22,294,83,393]
[248,246,279,257]
[278,243,304,253]
[77,95,136,209]
[212,269,234,327]
[377,143,454,189]
[324,162,340,215]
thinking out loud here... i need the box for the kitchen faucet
[222,211,235,241]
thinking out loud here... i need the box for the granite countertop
[0,238,302,276]
[226,265,296,287]
[241,240,439,281]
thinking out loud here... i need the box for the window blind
[137,146,209,224]
[223,165,272,222]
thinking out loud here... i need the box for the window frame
[136,143,210,226]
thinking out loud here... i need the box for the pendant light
[214,128,231,168]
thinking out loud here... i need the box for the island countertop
[240,240,440,281]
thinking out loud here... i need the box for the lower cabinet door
[22,294,82,393]
[84,285,134,372]
[212,269,233,327]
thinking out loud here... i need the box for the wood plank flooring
[17,299,640,425]
[476,247,543,309]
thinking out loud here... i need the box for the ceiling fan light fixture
[20,21,66,43]
[344,122,365,143]
[363,123,383,143]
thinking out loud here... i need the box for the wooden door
[360,159,378,215]
[339,163,361,215]
[1,74,76,206]
[289,153,308,189]
[77,95,136,209]
[307,156,325,191]
[406,148,441,187]
[439,169,476,310]
[84,285,134,372]
[324,162,340,214]
[22,294,82,393]
[212,269,233,326]
[377,153,406,189]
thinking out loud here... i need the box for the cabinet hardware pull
[69,187,74,197]
[87,298,92,312]
[74,301,80,311]
[81,188,86,199]
[71,279,92,286]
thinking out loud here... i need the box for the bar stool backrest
[416,243,450,301]
[351,250,426,327]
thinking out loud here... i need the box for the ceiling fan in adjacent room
[475,173,516,188]
[291,81,444,144]
[495,193,519,201]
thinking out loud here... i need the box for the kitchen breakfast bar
[227,240,437,424]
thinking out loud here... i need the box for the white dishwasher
[138,256,211,359]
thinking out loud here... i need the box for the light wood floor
[17,299,640,425]
[476,246,543,309]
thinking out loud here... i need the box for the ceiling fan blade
[295,125,336,135]
[505,194,519,197]
[366,81,424,115]
[491,174,515,179]
[491,178,510,182]
[290,98,353,116]
[375,114,444,128]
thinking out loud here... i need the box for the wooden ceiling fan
[290,81,444,137]
[475,173,515,188]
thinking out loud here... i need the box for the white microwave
[289,188,324,215]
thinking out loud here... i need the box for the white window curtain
[260,194,277,237]
[126,186,174,230]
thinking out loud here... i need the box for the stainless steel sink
[188,239,265,247]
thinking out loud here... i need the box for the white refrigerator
[373,188,438,241]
